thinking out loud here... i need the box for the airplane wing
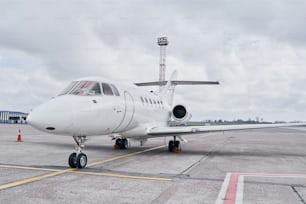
[147,123,306,136]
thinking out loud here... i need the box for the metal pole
[157,37,169,92]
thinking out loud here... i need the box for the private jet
[27,70,306,168]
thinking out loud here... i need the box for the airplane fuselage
[27,77,171,138]
[26,72,306,169]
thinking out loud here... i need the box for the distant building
[0,111,28,124]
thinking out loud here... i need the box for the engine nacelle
[171,104,191,124]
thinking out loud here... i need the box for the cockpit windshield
[59,81,102,96]
[70,81,101,96]
[58,81,78,96]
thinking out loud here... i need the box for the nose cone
[26,111,36,127]
[27,97,73,134]
[27,108,54,131]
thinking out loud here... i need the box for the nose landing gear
[68,136,88,169]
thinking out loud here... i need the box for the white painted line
[235,175,244,204]
[216,173,306,204]
[215,173,232,204]
[243,173,306,178]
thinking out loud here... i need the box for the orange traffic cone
[17,129,23,142]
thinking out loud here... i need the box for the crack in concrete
[178,136,234,175]
[291,186,306,204]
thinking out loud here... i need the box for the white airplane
[27,70,306,169]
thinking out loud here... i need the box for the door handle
[114,109,122,113]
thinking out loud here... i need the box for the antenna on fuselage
[157,37,168,92]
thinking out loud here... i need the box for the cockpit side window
[70,81,102,96]
[102,83,114,96]
[91,83,102,95]
[110,84,120,96]
[58,81,79,96]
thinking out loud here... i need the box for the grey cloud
[0,0,306,121]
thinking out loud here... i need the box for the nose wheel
[69,136,88,169]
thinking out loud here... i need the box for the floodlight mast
[157,37,168,92]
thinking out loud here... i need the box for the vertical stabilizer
[161,70,178,106]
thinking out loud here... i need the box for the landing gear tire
[168,140,174,152]
[174,141,181,153]
[68,153,77,168]
[76,153,87,169]
[114,138,128,150]
[69,136,88,169]
[122,139,128,149]
[168,137,181,153]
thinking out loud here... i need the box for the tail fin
[134,70,219,106]
[160,70,178,106]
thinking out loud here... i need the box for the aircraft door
[113,91,135,132]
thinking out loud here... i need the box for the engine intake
[173,105,186,119]
[171,104,191,124]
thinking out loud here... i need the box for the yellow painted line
[0,145,167,190]
[86,145,166,167]
[0,169,74,190]
[0,164,60,172]
[74,171,172,181]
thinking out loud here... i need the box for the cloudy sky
[1,0,306,122]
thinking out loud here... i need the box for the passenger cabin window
[70,81,101,96]
[102,83,114,96]
[140,96,144,104]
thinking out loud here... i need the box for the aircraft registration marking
[0,145,169,190]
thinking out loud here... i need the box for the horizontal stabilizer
[135,80,220,86]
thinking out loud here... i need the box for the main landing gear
[113,138,128,150]
[168,136,181,153]
[69,136,88,169]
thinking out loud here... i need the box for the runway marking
[74,171,172,181]
[86,145,166,167]
[0,164,61,172]
[215,173,232,204]
[215,173,306,204]
[224,173,239,204]
[235,176,244,204]
[0,145,167,190]
[0,169,73,190]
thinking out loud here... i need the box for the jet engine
[171,104,191,124]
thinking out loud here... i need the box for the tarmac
[1,123,306,204]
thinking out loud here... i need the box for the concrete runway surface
[1,124,306,204]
